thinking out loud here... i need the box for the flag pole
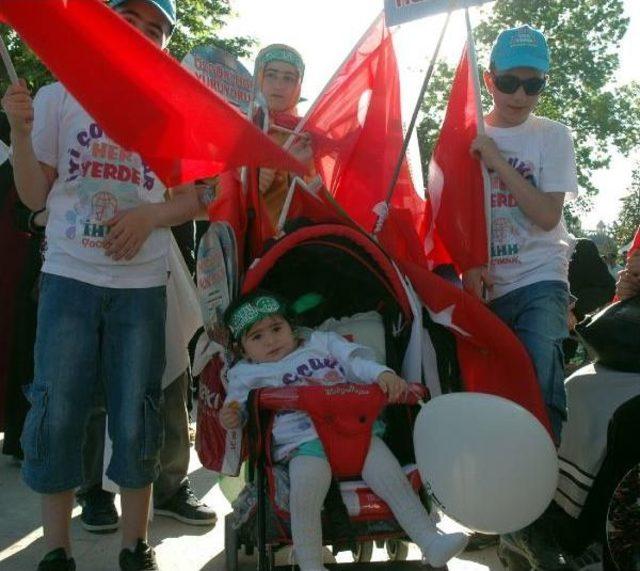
[374,9,451,234]
[464,7,484,134]
[464,5,492,268]
[0,34,19,85]
[0,34,20,165]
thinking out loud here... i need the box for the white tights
[288,437,441,571]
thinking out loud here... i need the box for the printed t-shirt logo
[63,122,156,248]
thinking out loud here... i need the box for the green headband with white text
[226,292,322,341]
[255,44,305,79]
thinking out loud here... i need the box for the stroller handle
[256,382,428,411]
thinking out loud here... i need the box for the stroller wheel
[386,539,409,561]
[351,541,374,563]
[224,514,239,571]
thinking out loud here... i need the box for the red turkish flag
[295,12,433,272]
[0,0,304,187]
[399,258,552,436]
[426,43,488,272]
[303,14,424,234]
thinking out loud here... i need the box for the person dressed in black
[565,239,616,364]
[0,112,46,462]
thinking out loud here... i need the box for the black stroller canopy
[245,224,412,329]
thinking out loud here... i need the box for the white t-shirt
[485,114,578,300]
[225,331,391,461]
[33,83,169,288]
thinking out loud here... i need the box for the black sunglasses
[492,73,547,96]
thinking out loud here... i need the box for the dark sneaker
[154,485,217,526]
[500,530,570,570]
[465,532,499,551]
[38,548,76,571]
[119,539,158,571]
[78,487,119,533]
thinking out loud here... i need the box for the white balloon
[413,393,558,534]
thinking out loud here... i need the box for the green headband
[226,292,323,341]
[256,44,305,79]
[227,295,286,341]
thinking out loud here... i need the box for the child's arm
[376,370,409,403]
[220,401,244,429]
[616,250,640,300]
[103,184,206,261]
[219,366,256,429]
[616,270,640,300]
[289,132,314,165]
[462,266,494,300]
[471,134,565,231]
[259,132,313,193]
[2,82,56,211]
[323,332,408,402]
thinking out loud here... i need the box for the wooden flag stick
[0,34,19,85]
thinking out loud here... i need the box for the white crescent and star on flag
[425,304,471,337]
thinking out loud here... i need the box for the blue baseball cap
[490,25,549,74]
[110,0,177,30]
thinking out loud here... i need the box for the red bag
[195,353,246,475]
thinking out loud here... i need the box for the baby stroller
[198,123,552,570]
[220,221,446,569]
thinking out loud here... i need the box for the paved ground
[0,433,505,570]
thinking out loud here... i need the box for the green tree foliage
[417,0,640,219]
[171,0,253,62]
[0,0,252,92]
[611,165,640,246]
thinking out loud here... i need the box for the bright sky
[223,0,640,233]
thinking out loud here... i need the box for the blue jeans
[489,281,569,442]
[21,273,166,493]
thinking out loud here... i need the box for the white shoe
[290,545,336,571]
[422,532,469,567]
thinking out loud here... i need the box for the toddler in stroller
[219,290,468,570]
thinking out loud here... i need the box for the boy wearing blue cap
[465,25,578,443]
[464,24,579,571]
[0,1,201,570]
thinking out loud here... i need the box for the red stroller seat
[227,382,433,570]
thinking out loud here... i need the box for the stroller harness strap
[258,383,427,477]
[302,385,387,478]
[259,384,387,478]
